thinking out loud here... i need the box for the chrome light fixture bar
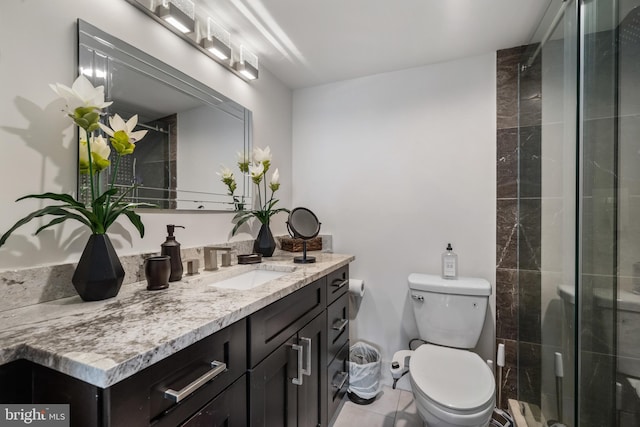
[156,0,195,34]
[125,0,259,82]
[201,17,231,60]
[235,45,259,80]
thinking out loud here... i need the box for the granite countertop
[0,252,354,388]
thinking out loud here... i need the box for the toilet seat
[410,344,495,413]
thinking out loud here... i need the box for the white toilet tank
[409,273,491,349]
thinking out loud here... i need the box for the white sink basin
[209,269,290,290]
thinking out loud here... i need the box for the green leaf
[121,209,145,238]
[16,192,85,208]
[231,214,253,236]
[103,202,154,232]
[0,205,91,247]
[34,211,92,235]
[233,210,253,221]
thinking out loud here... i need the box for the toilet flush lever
[411,294,424,302]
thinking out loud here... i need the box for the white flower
[99,114,147,155]
[237,151,250,173]
[100,114,148,143]
[249,162,265,184]
[79,131,111,174]
[269,168,280,192]
[237,151,249,164]
[252,146,272,170]
[50,75,113,114]
[217,166,234,180]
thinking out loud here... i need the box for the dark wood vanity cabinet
[249,312,327,427]
[246,265,350,426]
[0,319,248,427]
[109,318,247,427]
[325,265,350,423]
[248,277,328,427]
[0,264,351,427]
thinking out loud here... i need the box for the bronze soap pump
[161,225,185,281]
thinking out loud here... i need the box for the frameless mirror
[77,20,252,211]
[287,207,321,264]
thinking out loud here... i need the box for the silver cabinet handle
[332,319,348,332]
[300,337,312,377]
[332,371,348,390]
[164,360,226,403]
[291,344,304,385]
[331,278,348,289]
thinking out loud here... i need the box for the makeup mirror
[287,207,321,264]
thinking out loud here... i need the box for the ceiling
[198,0,552,89]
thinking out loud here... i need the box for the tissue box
[280,237,322,252]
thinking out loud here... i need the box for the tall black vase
[253,222,276,257]
[72,234,125,301]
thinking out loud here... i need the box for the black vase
[72,234,125,301]
[253,222,276,257]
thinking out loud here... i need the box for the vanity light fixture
[201,17,231,61]
[156,0,195,34]
[235,45,259,80]
[125,0,258,83]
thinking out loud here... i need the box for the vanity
[0,253,353,426]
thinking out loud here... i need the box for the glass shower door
[517,1,578,425]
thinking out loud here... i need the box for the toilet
[393,273,495,427]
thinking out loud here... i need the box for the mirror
[287,207,321,264]
[77,20,252,211]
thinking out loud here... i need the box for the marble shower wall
[496,46,543,409]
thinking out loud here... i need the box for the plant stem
[106,153,122,210]
[86,130,96,203]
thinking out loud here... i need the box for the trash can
[347,341,381,404]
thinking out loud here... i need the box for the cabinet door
[249,278,325,368]
[181,375,246,427]
[250,335,299,427]
[298,312,327,427]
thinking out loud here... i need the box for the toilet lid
[410,344,495,412]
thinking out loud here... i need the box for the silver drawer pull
[332,319,348,332]
[331,278,348,289]
[291,344,304,385]
[332,371,348,390]
[164,360,226,403]
[300,337,312,377]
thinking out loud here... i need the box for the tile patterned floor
[331,386,423,427]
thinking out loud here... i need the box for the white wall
[0,0,292,270]
[292,54,497,385]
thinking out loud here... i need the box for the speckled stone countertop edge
[0,253,354,388]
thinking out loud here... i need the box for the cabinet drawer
[327,292,349,364]
[327,341,349,421]
[180,375,247,426]
[110,319,246,427]
[249,278,326,367]
[326,265,349,305]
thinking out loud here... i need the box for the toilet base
[414,395,491,427]
[347,391,377,405]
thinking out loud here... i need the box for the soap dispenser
[442,243,458,280]
[162,225,185,282]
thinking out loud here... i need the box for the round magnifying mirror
[287,207,321,263]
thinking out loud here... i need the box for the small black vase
[253,222,276,257]
[72,234,125,301]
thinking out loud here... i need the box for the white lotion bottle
[442,243,458,279]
